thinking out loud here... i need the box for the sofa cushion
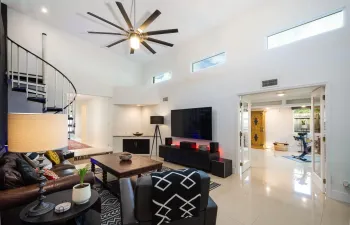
[16,158,38,185]
[45,150,61,165]
[54,169,75,177]
[51,160,75,171]
[0,153,25,190]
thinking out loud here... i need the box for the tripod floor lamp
[150,116,164,157]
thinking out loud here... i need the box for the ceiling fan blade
[138,10,161,32]
[146,38,174,47]
[87,12,127,32]
[88,31,125,35]
[116,2,133,30]
[106,39,127,48]
[130,48,135,54]
[145,29,179,36]
[142,41,156,54]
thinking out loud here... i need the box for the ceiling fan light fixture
[130,34,140,50]
[86,1,178,54]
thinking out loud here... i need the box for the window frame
[191,52,226,73]
[267,9,345,49]
[152,71,172,84]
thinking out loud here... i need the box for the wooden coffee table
[90,153,162,191]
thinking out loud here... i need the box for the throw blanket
[151,168,201,225]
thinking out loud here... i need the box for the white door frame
[311,87,326,192]
[236,82,329,192]
[239,99,252,173]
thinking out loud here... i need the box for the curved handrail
[7,37,77,112]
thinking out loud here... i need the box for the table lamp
[150,116,164,157]
[8,113,67,217]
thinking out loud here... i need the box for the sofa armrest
[0,172,95,210]
[205,196,218,225]
[120,178,139,225]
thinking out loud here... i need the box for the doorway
[238,85,327,193]
[251,111,266,149]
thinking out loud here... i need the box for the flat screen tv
[171,107,212,140]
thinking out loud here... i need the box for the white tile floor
[158,149,350,225]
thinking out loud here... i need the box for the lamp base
[28,201,55,217]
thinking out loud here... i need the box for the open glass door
[311,87,326,192]
[240,100,251,173]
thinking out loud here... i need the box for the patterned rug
[94,166,221,225]
[282,155,320,163]
[68,140,92,150]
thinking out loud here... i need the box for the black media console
[123,139,150,154]
[159,145,220,171]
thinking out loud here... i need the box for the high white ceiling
[3,0,263,64]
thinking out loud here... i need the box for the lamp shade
[8,113,67,153]
[150,116,164,125]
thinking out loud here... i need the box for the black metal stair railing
[7,37,77,135]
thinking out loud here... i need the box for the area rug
[68,140,92,150]
[282,155,320,163]
[94,166,221,225]
[95,183,121,225]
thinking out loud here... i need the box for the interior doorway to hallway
[238,85,327,193]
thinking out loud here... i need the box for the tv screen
[171,107,212,140]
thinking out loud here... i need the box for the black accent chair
[119,170,218,225]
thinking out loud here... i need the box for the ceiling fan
[86,0,179,54]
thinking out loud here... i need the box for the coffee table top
[91,153,163,178]
[20,189,99,225]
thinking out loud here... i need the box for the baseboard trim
[329,189,350,204]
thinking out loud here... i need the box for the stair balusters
[7,37,77,137]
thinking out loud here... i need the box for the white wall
[113,86,160,105]
[75,96,113,149]
[7,8,142,98]
[142,0,350,203]
[113,105,143,136]
[265,108,298,151]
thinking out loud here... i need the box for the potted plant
[301,120,308,129]
[72,164,91,205]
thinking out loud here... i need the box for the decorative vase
[72,183,91,205]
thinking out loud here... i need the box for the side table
[211,158,233,178]
[20,189,100,225]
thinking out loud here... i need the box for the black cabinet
[123,139,150,154]
[211,158,232,178]
[159,145,220,171]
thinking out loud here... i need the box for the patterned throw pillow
[45,150,61,165]
[35,168,60,180]
[44,169,59,180]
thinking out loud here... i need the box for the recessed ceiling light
[277,93,285,97]
[301,105,306,108]
[266,108,269,110]
[41,7,48,14]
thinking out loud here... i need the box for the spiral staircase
[7,37,77,138]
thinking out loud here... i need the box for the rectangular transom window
[153,71,172,84]
[192,52,226,72]
[268,10,344,49]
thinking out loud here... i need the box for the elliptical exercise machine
[292,133,312,161]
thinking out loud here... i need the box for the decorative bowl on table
[119,152,132,161]
[133,132,143,137]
